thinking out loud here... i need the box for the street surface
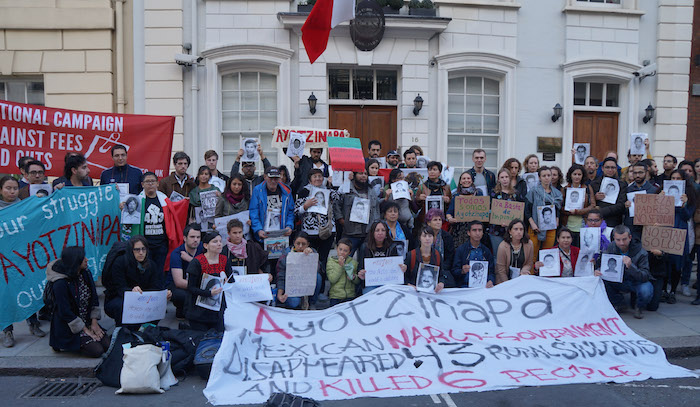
[2,356,700,407]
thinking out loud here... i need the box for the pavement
[2,281,700,377]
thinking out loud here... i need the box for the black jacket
[590,177,628,227]
[49,266,100,352]
[104,254,164,302]
[291,155,330,196]
[186,255,234,325]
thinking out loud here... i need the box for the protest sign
[663,180,685,207]
[285,252,319,297]
[468,261,488,288]
[196,274,224,311]
[0,100,174,177]
[0,185,120,330]
[390,181,410,200]
[629,133,647,156]
[214,211,251,241]
[365,256,404,286]
[201,190,218,218]
[29,184,52,197]
[489,199,524,226]
[225,274,272,303]
[206,279,693,405]
[641,226,687,256]
[272,127,350,148]
[122,290,168,324]
[564,188,585,212]
[454,195,490,222]
[574,253,594,277]
[538,248,560,277]
[264,237,288,259]
[626,191,645,218]
[633,194,674,227]
[599,178,619,205]
[601,254,624,283]
[425,195,443,213]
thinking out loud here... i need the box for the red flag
[301,0,355,64]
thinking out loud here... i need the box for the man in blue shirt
[250,167,294,243]
[99,144,143,194]
[167,223,203,319]
[452,221,495,287]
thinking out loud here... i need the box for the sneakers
[667,293,677,304]
[681,285,692,297]
[634,308,644,319]
[3,331,14,348]
[29,323,47,338]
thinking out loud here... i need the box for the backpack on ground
[194,330,224,379]
[101,240,129,290]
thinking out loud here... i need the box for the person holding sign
[404,227,446,293]
[381,201,408,245]
[290,146,332,196]
[104,236,171,327]
[221,219,270,281]
[426,209,455,281]
[99,144,143,195]
[549,228,580,278]
[250,167,294,243]
[158,152,197,199]
[216,174,250,218]
[357,221,406,294]
[525,166,563,259]
[189,166,221,220]
[447,171,484,248]
[383,169,416,234]
[18,160,53,200]
[186,232,233,331]
[334,170,381,255]
[591,157,628,228]
[275,233,323,309]
[415,161,452,230]
[48,246,109,357]
[624,162,660,241]
[452,221,495,288]
[488,168,525,238]
[596,225,652,319]
[231,143,271,191]
[326,238,360,306]
[561,164,596,246]
[294,169,338,269]
[495,219,534,284]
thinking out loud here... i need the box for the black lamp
[308,92,317,115]
[551,103,563,122]
[413,94,423,116]
[643,103,655,124]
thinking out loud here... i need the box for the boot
[29,322,47,338]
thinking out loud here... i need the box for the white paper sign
[468,260,488,288]
[425,195,444,213]
[210,176,225,193]
[537,204,557,231]
[564,188,585,211]
[122,290,168,324]
[365,256,404,286]
[224,274,272,303]
[117,183,130,202]
[196,274,224,311]
[214,211,251,241]
[29,184,52,197]
[663,180,685,207]
[307,187,330,215]
[416,263,439,292]
[286,131,306,158]
[580,227,601,254]
[240,138,260,163]
[509,266,521,280]
[285,252,319,297]
[600,177,619,205]
[169,190,186,202]
[349,197,370,224]
[200,190,218,218]
[630,133,647,156]
[573,143,590,165]
[121,194,141,224]
[390,181,410,200]
[538,248,561,277]
[626,191,646,218]
[601,253,624,283]
[574,252,594,277]
[523,172,539,192]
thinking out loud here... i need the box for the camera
[633,63,656,78]
[175,53,203,66]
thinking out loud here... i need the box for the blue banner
[0,185,120,330]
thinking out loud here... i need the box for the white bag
[158,347,178,391]
[116,344,164,394]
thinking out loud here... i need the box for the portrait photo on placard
[169,190,186,202]
[240,138,260,163]
[416,156,431,168]
[195,274,223,311]
[349,197,370,224]
[230,266,246,276]
[579,227,601,254]
[468,261,488,288]
[663,180,685,207]
[564,187,585,211]
[537,205,557,231]
[307,187,330,215]
[629,133,647,156]
[391,180,411,200]
[626,191,645,218]
[538,248,561,277]
[574,253,594,277]
[601,253,624,283]
[524,172,539,192]
[416,263,439,293]
[573,143,590,165]
[600,177,619,205]
[425,195,444,213]
[121,195,141,225]
[264,210,282,231]
[393,239,408,260]
[29,184,53,198]
[286,131,306,158]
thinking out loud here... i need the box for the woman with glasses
[104,236,171,327]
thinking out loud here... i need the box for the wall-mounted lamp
[413,94,423,116]
[551,103,563,122]
[308,93,317,115]
[643,103,655,124]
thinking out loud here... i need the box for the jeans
[278,273,322,309]
[168,283,188,318]
[604,279,653,309]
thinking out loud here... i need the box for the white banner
[122,290,168,324]
[204,278,693,405]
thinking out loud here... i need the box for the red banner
[0,100,175,178]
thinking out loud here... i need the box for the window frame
[327,67,399,102]
[0,77,45,105]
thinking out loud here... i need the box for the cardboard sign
[641,226,687,256]
[122,290,168,324]
[633,194,675,226]
[364,256,404,286]
[454,195,490,222]
[284,252,319,297]
[489,199,525,226]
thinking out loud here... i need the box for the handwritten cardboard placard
[633,194,674,227]
[489,199,524,226]
[284,252,319,297]
[364,256,404,286]
[122,290,168,324]
[454,195,490,222]
[641,226,687,256]
[224,274,272,303]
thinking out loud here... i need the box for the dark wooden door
[573,111,619,160]
[329,105,397,155]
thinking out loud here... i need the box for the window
[221,71,277,171]
[447,76,500,174]
[328,68,397,100]
[0,79,44,105]
[573,81,619,107]
[577,0,620,4]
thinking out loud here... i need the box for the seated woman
[425,209,455,281]
[381,201,407,243]
[326,238,359,306]
[538,227,580,277]
[49,246,109,357]
[276,232,323,309]
[404,227,446,293]
[357,221,407,294]
[104,236,170,327]
[221,219,270,279]
[495,219,534,284]
[186,232,233,332]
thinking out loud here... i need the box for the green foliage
[408,0,421,8]
[421,0,434,9]
[375,0,388,7]
[387,0,404,10]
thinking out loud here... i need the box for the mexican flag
[301,0,355,63]
[327,136,366,172]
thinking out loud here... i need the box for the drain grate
[19,377,101,399]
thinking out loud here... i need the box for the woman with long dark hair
[561,164,596,246]
[357,221,406,294]
[446,171,483,248]
[489,168,525,238]
[664,170,696,304]
[495,219,534,284]
[216,173,250,217]
[525,166,563,259]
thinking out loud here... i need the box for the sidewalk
[1,286,699,377]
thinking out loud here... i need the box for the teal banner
[0,185,120,330]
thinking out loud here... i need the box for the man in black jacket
[591,157,627,227]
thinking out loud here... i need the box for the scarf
[0,198,19,209]
[433,230,444,258]
[227,239,248,259]
[425,178,447,194]
[225,190,244,206]
[457,185,477,196]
